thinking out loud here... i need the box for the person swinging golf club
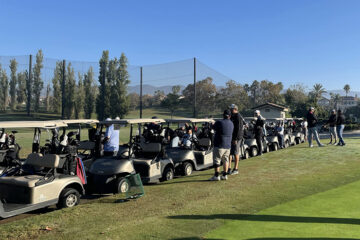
[209,109,234,181]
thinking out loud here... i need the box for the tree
[153,90,165,106]
[161,85,181,118]
[51,61,62,113]
[284,84,308,117]
[258,80,284,104]
[84,67,96,118]
[216,80,249,112]
[9,59,18,110]
[182,77,217,116]
[344,84,350,96]
[0,65,9,111]
[25,69,32,116]
[244,80,260,107]
[74,73,84,119]
[64,63,76,119]
[128,93,140,111]
[44,83,51,112]
[96,51,111,120]
[309,83,327,105]
[16,71,27,107]
[32,50,44,112]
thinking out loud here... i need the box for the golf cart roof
[55,119,99,125]
[165,118,214,123]
[100,118,166,125]
[264,118,285,121]
[0,121,68,129]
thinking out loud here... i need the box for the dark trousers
[255,134,263,155]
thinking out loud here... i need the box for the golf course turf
[0,137,359,240]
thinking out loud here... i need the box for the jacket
[213,119,234,149]
[306,111,318,128]
[327,114,337,127]
[231,112,245,141]
[336,114,345,125]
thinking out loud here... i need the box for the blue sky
[1,0,360,91]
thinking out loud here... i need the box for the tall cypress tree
[45,83,51,112]
[84,67,96,119]
[96,51,110,120]
[74,73,84,119]
[64,63,76,119]
[9,59,18,110]
[32,50,44,112]
[16,71,27,107]
[51,61,62,113]
[0,65,9,111]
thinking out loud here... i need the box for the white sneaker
[209,175,220,181]
[220,175,228,180]
[309,145,314,148]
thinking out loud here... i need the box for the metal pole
[140,66,143,118]
[27,54,32,116]
[193,57,197,118]
[61,60,66,119]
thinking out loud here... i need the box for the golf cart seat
[139,142,161,153]
[0,153,60,188]
[197,138,211,148]
[78,141,95,151]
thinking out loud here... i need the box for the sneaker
[231,169,239,175]
[220,175,228,180]
[319,144,325,147]
[227,169,232,175]
[209,175,220,181]
[309,145,314,148]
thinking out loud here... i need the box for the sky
[1,0,360,91]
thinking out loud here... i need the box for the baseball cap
[229,104,238,110]
[105,118,112,121]
[254,110,260,114]
[223,109,231,117]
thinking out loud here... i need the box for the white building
[338,96,358,111]
[253,102,289,119]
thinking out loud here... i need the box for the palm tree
[344,84,350,96]
[311,83,327,104]
[330,92,341,109]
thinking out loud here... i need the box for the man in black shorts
[228,104,246,175]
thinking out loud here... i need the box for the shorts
[230,140,241,156]
[213,147,230,167]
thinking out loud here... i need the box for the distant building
[317,97,330,107]
[338,96,358,111]
[252,102,289,119]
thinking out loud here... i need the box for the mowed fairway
[0,138,360,240]
[206,179,360,239]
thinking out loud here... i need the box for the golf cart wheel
[284,140,290,148]
[243,150,249,159]
[115,177,130,194]
[250,147,258,157]
[57,188,80,209]
[161,166,174,182]
[264,145,270,153]
[182,162,193,176]
[295,138,301,145]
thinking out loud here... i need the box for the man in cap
[306,107,325,147]
[254,110,265,156]
[326,109,337,145]
[209,109,234,181]
[228,104,246,175]
[103,118,120,156]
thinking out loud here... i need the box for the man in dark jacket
[306,107,325,147]
[326,109,337,144]
[254,110,265,156]
[228,104,246,175]
[336,109,346,146]
[209,109,234,181]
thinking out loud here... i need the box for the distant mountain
[128,84,185,95]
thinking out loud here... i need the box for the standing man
[326,109,337,145]
[301,118,308,142]
[209,110,234,181]
[306,107,325,147]
[254,110,265,156]
[103,118,120,156]
[336,109,346,146]
[228,104,246,175]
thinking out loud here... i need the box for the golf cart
[284,118,297,147]
[0,121,84,218]
[264,118,284,151]
[164,118,215,176]
[88,118,174,193]
[0,127,21,176]
[244,117,270,156]
[290,118,306,144]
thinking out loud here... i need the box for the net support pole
[193,57,197,118]
[27,54,32,116]
[140,66,143,118]
[61,59,66,119]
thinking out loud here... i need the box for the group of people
[209,105,348,181]
[305,107,346,147]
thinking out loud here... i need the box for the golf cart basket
[124,173,145,199]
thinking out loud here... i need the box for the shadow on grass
[171,238,224,240]
[248,238,360,240]
[168,214,360,225]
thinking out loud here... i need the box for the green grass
[207,179,360,239]
[0,138,360,239]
